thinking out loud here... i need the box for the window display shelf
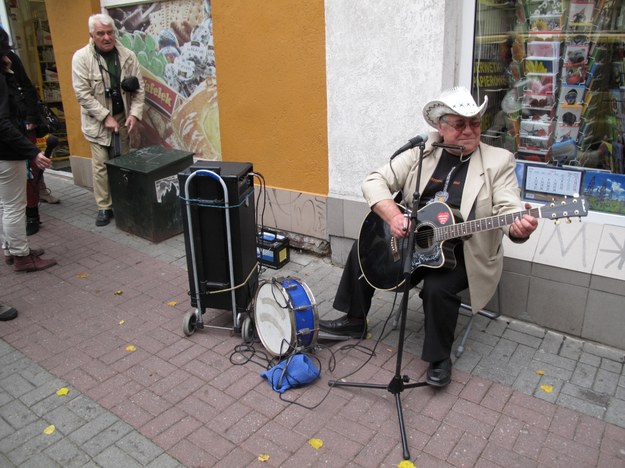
[473,0,625,175]
[33,18,67,145]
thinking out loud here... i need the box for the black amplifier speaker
[178,161,258,314]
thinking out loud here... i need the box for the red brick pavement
[1,214,625,467]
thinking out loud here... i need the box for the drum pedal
[317,331,350,341]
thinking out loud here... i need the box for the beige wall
[45,0,100,158]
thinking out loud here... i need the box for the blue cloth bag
[260,353,320,393]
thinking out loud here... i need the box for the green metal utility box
[106,146,194,242]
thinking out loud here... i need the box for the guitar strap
[433,164,461,203]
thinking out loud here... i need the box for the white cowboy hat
[422,86,488,128]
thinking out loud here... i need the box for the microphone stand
[328,141,428,461]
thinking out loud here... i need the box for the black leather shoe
[426,358,452,387]
[26,217,40,236]
[95,209,113,226]
[319,315,367,338]
[0,304,18,321]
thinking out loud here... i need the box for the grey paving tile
[0,373,36,398]
[512,368,542,395]
[605,397,625,428]
[0,399,40,430]
[594,368,620,395]
[6,429,63,466]
[16,452,62,468]
[600,357,624,374]
[532,350,577,372]
[116,431,165,465]
[571,362,598,388]
[44,438,92,468]
[559,336,584,361]
[66,395,107,421]
[539,331,564,354]
[93,444,144,468]
[81,419,134,458]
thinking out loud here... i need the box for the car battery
[256,230,290,269]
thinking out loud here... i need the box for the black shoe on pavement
[426,358,452,387]
[318,315,367,338]
[95,209,114,226]
[0,305,18,321]
[26,217,40,236]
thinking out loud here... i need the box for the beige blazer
[362,131,526,313]
[72,40,145,146]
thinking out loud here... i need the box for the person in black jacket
[0,27,59,238]
[1,29,57,315]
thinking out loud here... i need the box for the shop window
[472,0,625,215]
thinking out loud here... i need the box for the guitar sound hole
[415,225,433,249]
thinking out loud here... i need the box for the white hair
[88,13,115,34]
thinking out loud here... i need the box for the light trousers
[90,114,129,210]
[0,159,29,256]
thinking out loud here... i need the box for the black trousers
[333,241,469,362]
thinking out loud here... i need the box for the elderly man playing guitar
[320,86,539,388]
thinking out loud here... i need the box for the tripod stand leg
[395,392,411,460]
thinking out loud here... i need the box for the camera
[121,76,140,93]
[105,87,124,110]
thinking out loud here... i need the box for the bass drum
[254,277,318,357]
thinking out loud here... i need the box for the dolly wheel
[242,316,253,343]
[183,310,198,337]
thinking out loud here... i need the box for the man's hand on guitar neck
[509,202,538,241]
[373,199,410,239]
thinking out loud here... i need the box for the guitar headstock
[541,197,588,223]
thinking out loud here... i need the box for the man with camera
[72,13,145,226]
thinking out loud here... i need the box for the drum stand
[328,140,429,461]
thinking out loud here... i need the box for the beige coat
[362,131,527,313]
[72,40,145,146]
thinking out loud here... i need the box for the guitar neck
[437,207,541,241]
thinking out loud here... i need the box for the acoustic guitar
[358,198,588,290]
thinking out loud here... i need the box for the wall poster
[106,0,221,159]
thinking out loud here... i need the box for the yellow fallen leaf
[536,370,545,376]
[118,320,125,325]
[43,425,56,435]
[257,454,270,462]
[366,332,372,339]
[126,345,136,352]
[308,438,323,450]
[540,384,554,393]
[166,300,177,307]
[56,387,69,396]
[76,273,89,279]
[398,460,416,468]
[114,290,123,296]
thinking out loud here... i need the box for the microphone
[390,133,428,160]
[44,135,59,158]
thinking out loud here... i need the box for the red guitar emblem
[437,211,450,224]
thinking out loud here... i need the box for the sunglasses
[441,118,482,132]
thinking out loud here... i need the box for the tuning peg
[565,217,572,224]
[555,219,561,225]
